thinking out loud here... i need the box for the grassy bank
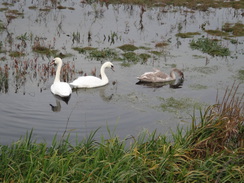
[0,83,243,182]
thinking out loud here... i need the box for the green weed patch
[190,38,230,56]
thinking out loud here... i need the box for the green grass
[0,83,243,182]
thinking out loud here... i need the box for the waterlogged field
[0,0,243,145]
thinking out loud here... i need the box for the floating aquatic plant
[155,41,169,47]
[0,65,9,93]
[205,29,229,37]
[222,22,244,37]
[0,21,6,32]
[235,70,244,82]
[175,32,201,38]
[9,51,25,57]
[72,46,96,54]
[118,44,138,52]
[32,45,58,56]
[88,48,118,60]
[190,38,230,56]
[16,33,29,41]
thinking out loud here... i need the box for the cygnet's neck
[170,70,176,80]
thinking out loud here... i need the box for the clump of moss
[222,22,244,37]
[72,47,97,54]
[32,45,58,56]
[56,52,73,58]
[39,8,51,12]
[2,2,14,6]
[28,6,37,10]
[6,9,24,16]
[118,44,138,52]
[88,48,118,60]
[139,53,151,63]
[0,42,6,54]
[73,47,118,61]
[176,32,201,38]
[122,52,139,63]
[190,38,230,56]
[155,42,169,47]
[205,29,229,37]
[9,51,25,57]
[0,7,8,12]
[236,70,244,81]
[57,5,67,9]
[150,51,162,56]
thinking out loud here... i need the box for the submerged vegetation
[159,97,205,114]
[0,84,243,182]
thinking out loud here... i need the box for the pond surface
[0,1,243,145]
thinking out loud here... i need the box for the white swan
[69,61,114,88]
[50,57,72,97]
[137,68,184,83]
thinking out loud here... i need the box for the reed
[0,84,243,182]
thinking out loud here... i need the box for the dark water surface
[0,1,243,145]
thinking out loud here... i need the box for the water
[0,1,243,145]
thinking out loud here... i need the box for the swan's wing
[51,82,72,97]
[137,72,158,82]
[138,70,173,82]
[70,76,104,88]
[155,71,170,79]
[153,68,161,72]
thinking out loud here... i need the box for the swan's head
[50,57,62,66]
[103,61,114,72]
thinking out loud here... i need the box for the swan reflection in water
[72,84,114,102]
[136,77,184,89]
[50,94,71,112]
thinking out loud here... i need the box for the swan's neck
[100,64,108,82]
[54,63,62,83]
[170,70,176,80]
